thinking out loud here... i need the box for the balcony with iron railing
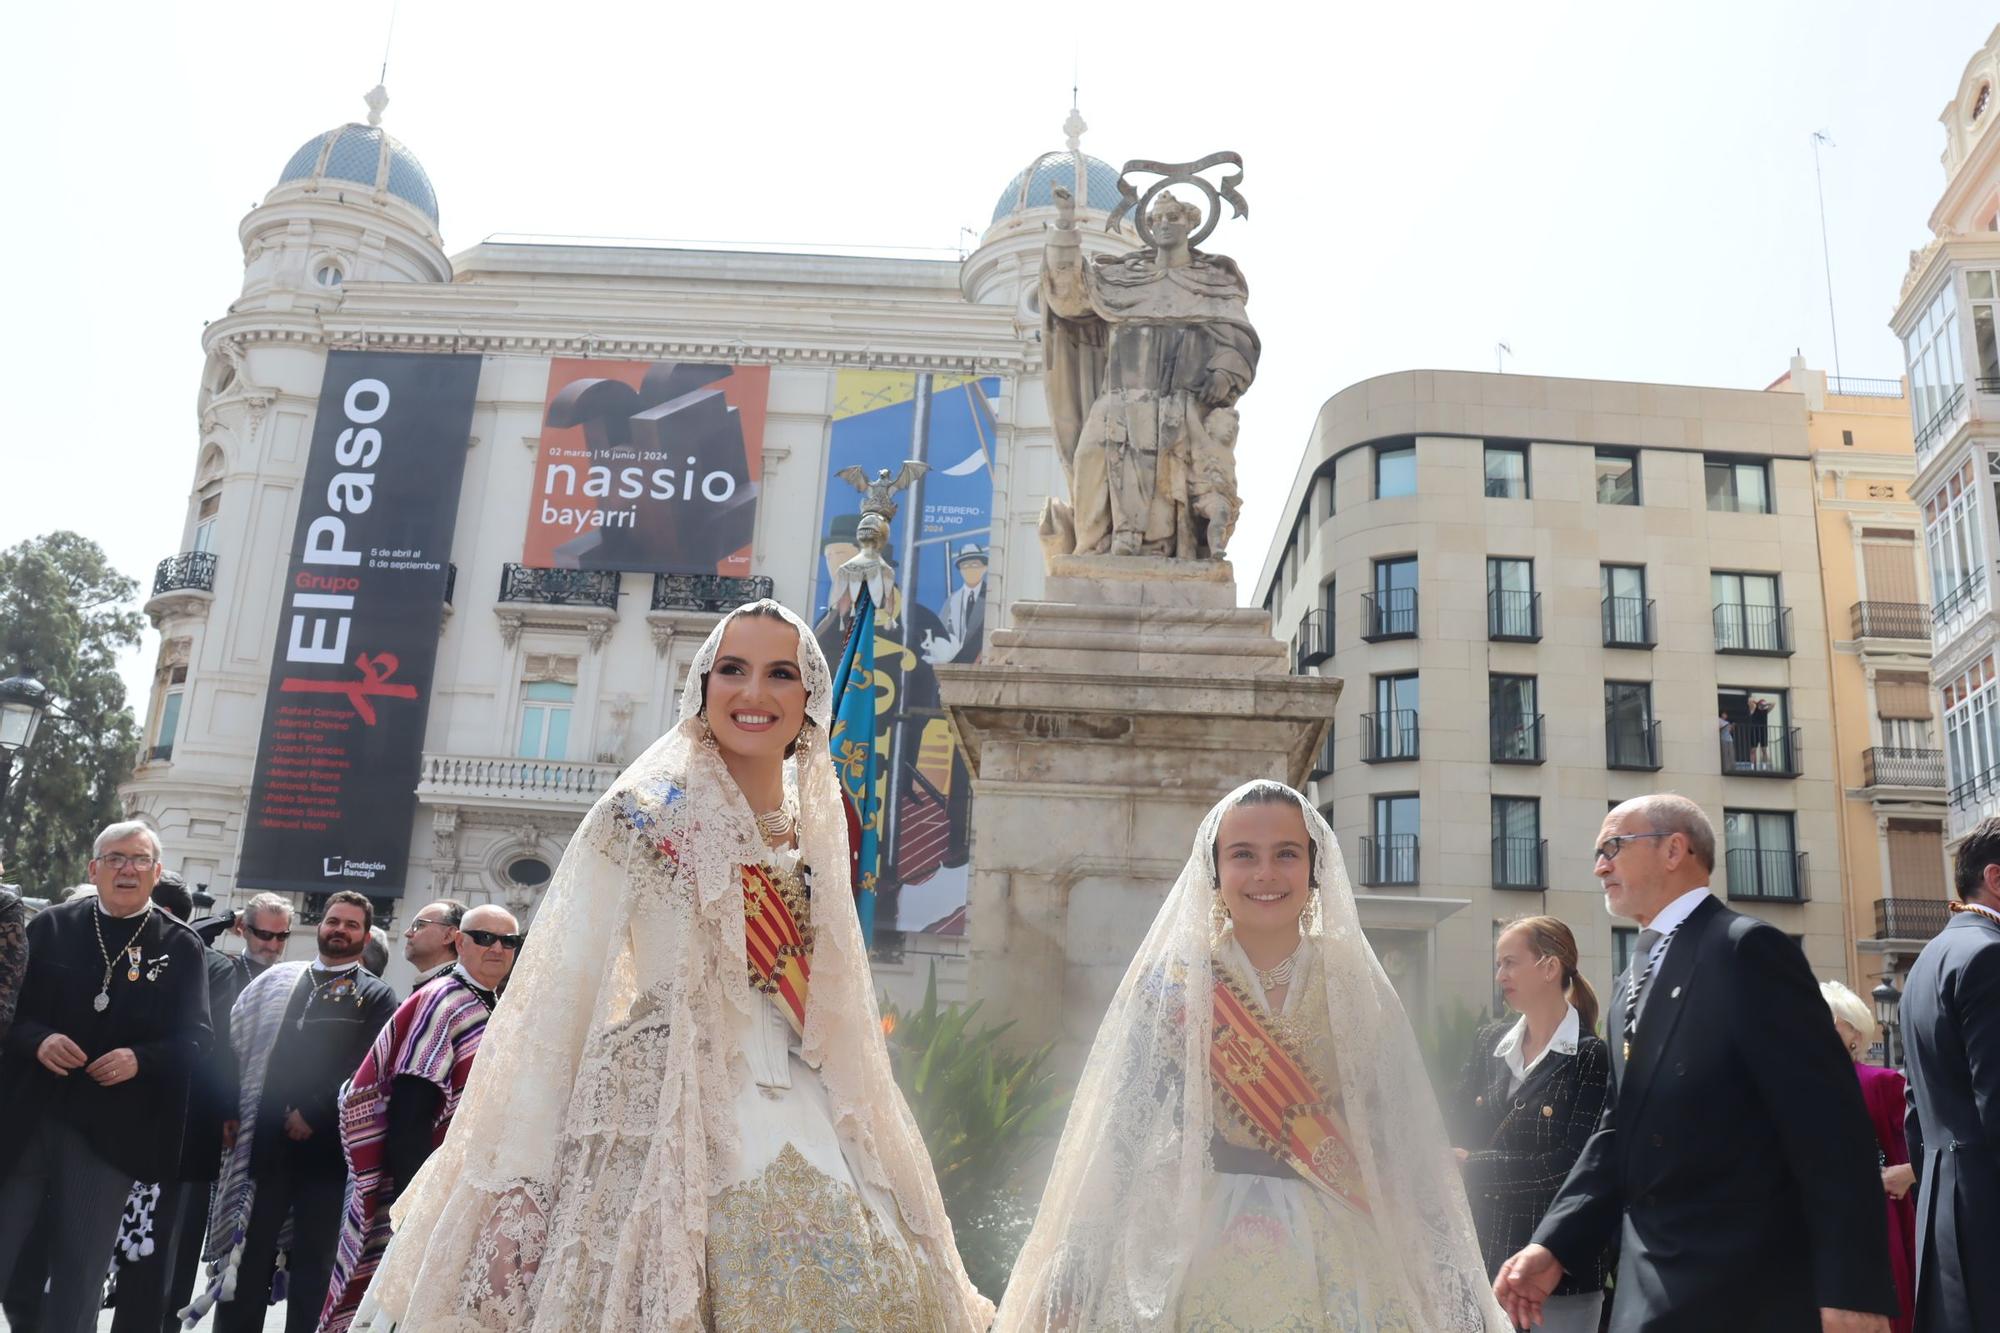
[1980,375,2000,395]
[1487,589,1541,642]
[499,564,622,609]
[1827,375,1905,398]
[1915,382,1967,461]
[1308,727,1335,782]
[1713,602,1794,656]
[1863,746,1945,789]
[1720,725,1801,778]
[1606,718,1663,771]
[1361,588,1417,641]
[152,550,218,596]
[651,573,775,613]
[1726,847,1809,903]
[1293,609,1333,671]
[1932,572,1986,628]
[1492,836,1548,890]
[1491,714,1546,764]
[1361,710,1419,763]
[1850,601,1930,641]
[1874,897,1953,942]
[1602,596,1657,648]
[415,753,624,806]
[1360,834,1419,887]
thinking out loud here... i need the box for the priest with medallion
[0,820,211,1333]
[198,890,396,1333]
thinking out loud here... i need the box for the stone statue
[1039,157,1259,562]
[828,461,928,628]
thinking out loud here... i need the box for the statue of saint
[1039,179,1259,560]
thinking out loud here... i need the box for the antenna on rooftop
[1496,341,1514,374]
[1812,130,1844,381]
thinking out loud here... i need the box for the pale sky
[4,0,1994,712]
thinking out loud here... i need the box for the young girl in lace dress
[354,601,990,1332]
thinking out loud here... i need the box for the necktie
[1623,926,1673,1059]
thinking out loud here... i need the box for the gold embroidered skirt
[703,1142,947,1332]
[1178,1172,1416,1332]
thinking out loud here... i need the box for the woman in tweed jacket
[1451,915,1614,1333]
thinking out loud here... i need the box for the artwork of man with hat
[923,541,988,666]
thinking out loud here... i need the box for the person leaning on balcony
[1897,814,2000,1331]
[1494,794,1897,1333]
[1450,916,1613,1333]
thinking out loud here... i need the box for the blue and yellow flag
[829,584,881,944]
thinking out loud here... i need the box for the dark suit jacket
[1451,1020,1614,1293]
[1900,907,2000,1331]
[1533,894,1896,1331]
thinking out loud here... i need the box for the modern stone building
[121,89,1134,1000]
[1254,370,1848,1020]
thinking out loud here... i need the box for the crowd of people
[0,837,518,1333]
[2,595,1997,1332]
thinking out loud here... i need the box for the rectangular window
[1904,282,1964,445]
[1718,686,1794,775]
[1943,655,2000,805]
[1487,558,1538,640]
[1484,443,1528,499]
[1490,674,1543,763]
[1606,680,1658,769]
[1601,564,1651,646]
[194,492,220,554]
[1594,448,1639,505]
[516,680,575,760]
[1705,457,1772,514]
[1312,473,1335,527]
[1369,794,1419,885]
[1376,443,1416,499]
[1724,809,1803,901]
[1492,796,1543,889]
[1611,926,1638,981]
[1367,557,1418,639]
[154,688,184,762]
[1925,460,1987,622]
[1971,270,2000,391]
[1712,571,1787,653]
[1369,673,1419,761]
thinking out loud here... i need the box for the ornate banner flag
[829,584,881,943]
[1210,969,1371,1215]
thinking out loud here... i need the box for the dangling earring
[699,713,720,752]
[1210,895,1232,941]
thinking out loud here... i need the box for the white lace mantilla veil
[996,779,1509,1332]
[358,600,992,1332]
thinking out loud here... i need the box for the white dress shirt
[1493,1002,1580,1096]
[1639,886,1713,972]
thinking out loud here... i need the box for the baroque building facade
[122,89,1132,999]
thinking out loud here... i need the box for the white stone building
[122,90,1134,999]
[1899,25,2000,856]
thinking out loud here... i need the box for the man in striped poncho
[315,904,518,1333]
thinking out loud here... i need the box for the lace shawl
[360,600,991,1331]
[995,780,1509,1332]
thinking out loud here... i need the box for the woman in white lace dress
[997,780,1510,1332]
[354,600,991,1332]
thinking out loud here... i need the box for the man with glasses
[0,821,210,1333]
[401,897,466,989]
[230,891,297,982]
[1496,794,1895,1333]
[319,903,519,1333]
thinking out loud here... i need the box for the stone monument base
[938,559,1340,1068]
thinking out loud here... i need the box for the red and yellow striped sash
[1210,970,1370,1214]
[742,864,811,1036]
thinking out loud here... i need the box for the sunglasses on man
[244,924,291,943]
[463,928,524,951]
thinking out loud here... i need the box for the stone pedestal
[937,556,1340,1067]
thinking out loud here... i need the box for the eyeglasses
[463,928,524,951]
[245,924,292,943]
[406,916,451,932]
[95,853,158,871]
[1593,831,1675,863]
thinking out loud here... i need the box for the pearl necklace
[755,805,797,846]
[1254,939,1307,993]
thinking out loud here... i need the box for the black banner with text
[238,350,481,897]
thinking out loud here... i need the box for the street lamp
[1873,971,1903,1068]
[0,670,52,825]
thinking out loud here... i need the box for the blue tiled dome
[277,124,439,224]
[992,152,1122,223]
